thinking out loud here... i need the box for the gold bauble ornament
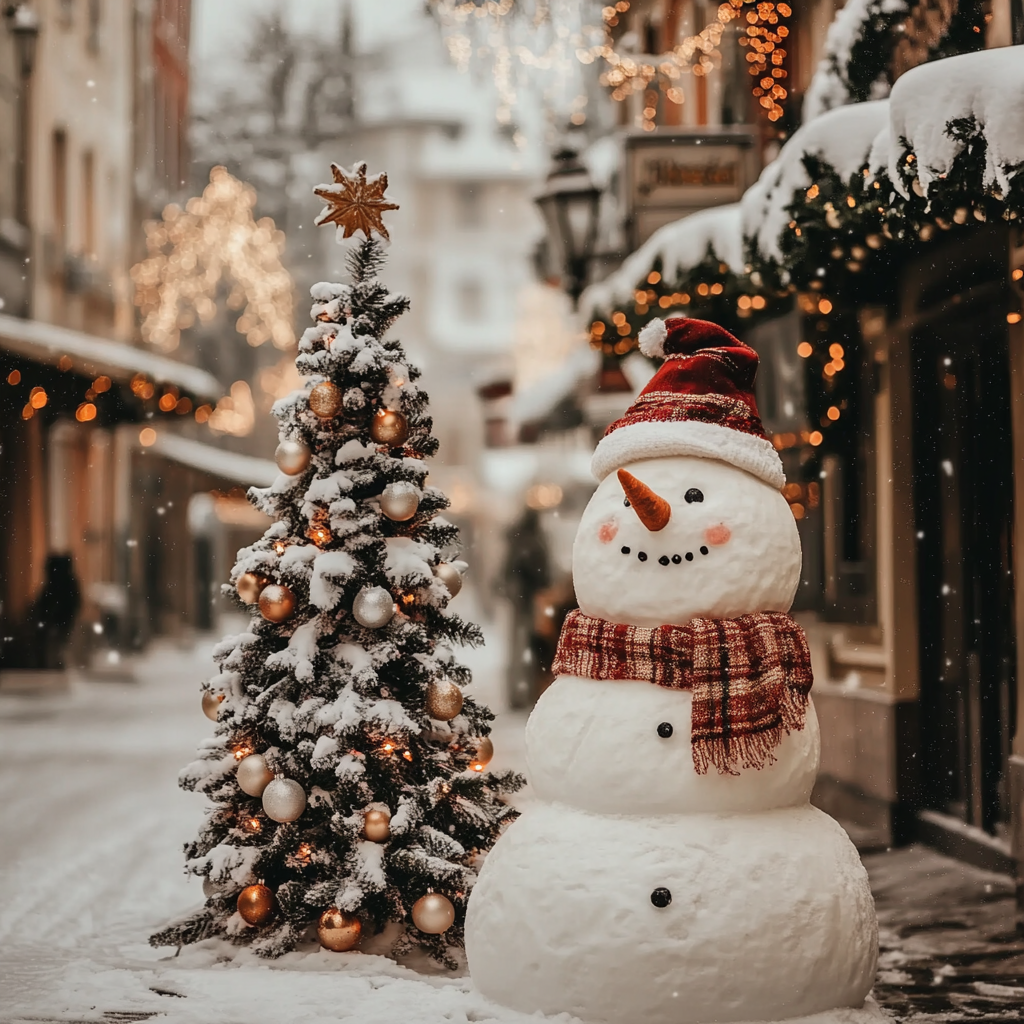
[275,439,311,475]
[317,907,362,951]
[309,381,343,419]
[363,808,392,843]
[236,572,269,605]
[259,583,296,623]
[202,690,224,721]
[237,884,275,926]
[411,893,455,935]
[236,753,275,797]
[433,562,463,598]
[426,679,463,721]
[379,481,419,521]
[370,408,409,446]
[469,735,494,772]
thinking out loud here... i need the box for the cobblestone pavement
[867,845,1024,1021]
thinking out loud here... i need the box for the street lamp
[535,148,601,307]
[4,4,40,228]
[6,3,40,78]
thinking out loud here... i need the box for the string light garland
[130,166,295,355]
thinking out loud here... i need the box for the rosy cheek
[705,523,731,546]
[597,519,619,544]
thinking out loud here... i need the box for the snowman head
[574,316,800,627]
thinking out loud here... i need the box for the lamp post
[534,148,601,307]
[5,3,40,227]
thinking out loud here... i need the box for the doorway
[909,231,1016,836]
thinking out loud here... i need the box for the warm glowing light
[806,184,819,200]
[139,427,157,447]
[296,842,312,862]
[402,750,413,762]
[207,381,256,437]
[826,406,840,421]
[591,321,606,337]
[93,375,111,393]
[233,744,254,761]
[791,503,805,520]
[243,816,262,834]
[29,386,47,409]
[809,431,823,446]
[823,364,836,378]
[175,396,193,415]
[131,166,295,354]
[818,299,833,315]
[751,295,766,310]
[1008,313,1022,324]
[58,354,72,371]
[382,741,396,754]
[797,342,813,358]
[829,343,844,359]
[525,482,563,510]
[76,403,97,422]
[6,370,20,385]
[158,392,178,412]
[647,271,661,285]
[1013,269,1023,282]
[21,403,33,420]
[273,541,287,555]
[195,404,212,424]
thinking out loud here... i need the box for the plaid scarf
[553,609,813,776]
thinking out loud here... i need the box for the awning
[145,432,278,487]
[0,313,223,402]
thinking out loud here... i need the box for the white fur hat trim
[638,318,667,358]
[591,419,785,490]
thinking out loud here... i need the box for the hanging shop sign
[625,130,757,248]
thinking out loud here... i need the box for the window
[456,184,482,228]
[82,151,95,257]
[52,130,68,253]
[458,280,483,321]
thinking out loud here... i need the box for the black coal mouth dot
[650,887,672,908]
[637,551,647,562]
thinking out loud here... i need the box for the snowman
[465,317,881,1024]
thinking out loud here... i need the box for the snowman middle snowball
[573,454,801,627]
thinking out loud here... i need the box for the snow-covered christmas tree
[152,162,521,966]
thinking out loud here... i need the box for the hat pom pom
[638,318,668,359]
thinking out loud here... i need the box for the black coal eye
[621,546,630,555]
[657,722,673,738]
[685,488,704,504]
[650,887,672,908]
[623,498,631,507]
[700,545,709,556]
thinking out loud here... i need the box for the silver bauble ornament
[275,439,311,475]
[411,893,455,934]
[379,481,419,521]
[237,753,275,797]
[426,679,463,721]
[262,776,307,823]
[353,586,394,629]
[433,562,463,598]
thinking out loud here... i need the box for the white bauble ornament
[236,753,275,798]
[353,586,394,629]
[433,562,463,597]
[201,690,224,720]
[526,678,818,816]
[572,455,800,627]
[380,481,419,521]
[466,803,877,1024]
[275,439,311,475]
[411,893,455,934]
[262,777,306,822]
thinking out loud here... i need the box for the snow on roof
[0,313,223,401]
[580,203,744,319]
[147,432,278,487]
[511,343,600,426]
[742,100,890,262]
[885,45,1024,199]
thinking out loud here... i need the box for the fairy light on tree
[130,166,295,354]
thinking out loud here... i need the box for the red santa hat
[591,316,785,489]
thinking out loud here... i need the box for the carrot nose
[617,469,672,532]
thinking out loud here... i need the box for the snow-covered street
[2,627,1024,1024]
[0,626,549,1024]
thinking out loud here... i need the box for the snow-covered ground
[0,607,547,1024]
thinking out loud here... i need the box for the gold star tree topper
[314,162,399,241]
